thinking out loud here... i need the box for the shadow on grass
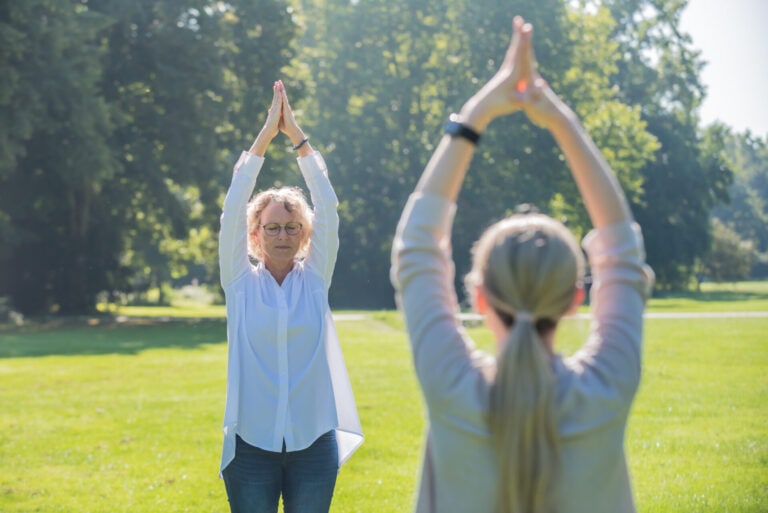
[0,316,227,358]
[652,288,768,302]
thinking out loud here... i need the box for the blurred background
[1,0,766,317]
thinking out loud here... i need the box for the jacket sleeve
[219,151,264,290]
[391,193,492,415]
[569,221,655,401]
[299,152,339,287]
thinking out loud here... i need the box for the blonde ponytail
[489,312,559,513]
[465,214,584,513]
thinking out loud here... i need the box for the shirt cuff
[234,151,265,176]
[297,151,327,175]
[582,220,645,260]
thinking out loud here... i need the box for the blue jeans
[222,431,339,513]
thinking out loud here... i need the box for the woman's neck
[265,260,294,286]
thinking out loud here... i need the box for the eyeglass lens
[263,223,301,236]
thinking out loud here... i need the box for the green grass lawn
[1,282,766,512]
[101,280,768,318]
[646,280,768,313]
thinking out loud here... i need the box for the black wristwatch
[444,113,481,145]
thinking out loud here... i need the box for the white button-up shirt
[218,150,363,474]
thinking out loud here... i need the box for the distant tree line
[0,0,764,316]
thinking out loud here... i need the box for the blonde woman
[218,80,362,513]
[391,17,654,513]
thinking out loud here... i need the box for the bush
[0,296,24,326]
[705,219,755,281]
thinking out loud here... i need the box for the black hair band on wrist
[444,113,481,145]
[292,137,310,151]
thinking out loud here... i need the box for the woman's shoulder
[294,259,332,288]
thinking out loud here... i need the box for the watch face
[444,117,480,144]
[445,120,463,136]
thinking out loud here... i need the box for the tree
[704,218,755,282]
[0,0,737,312]
[0,0,119,314]
[605,0,733,288]
[290,0,467,306]
[635,115,732,288]
[292,0,658,307]
[90,0,298,305]
[712,131,768,276]
[0,0,298,314]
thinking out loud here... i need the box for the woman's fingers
[281,83,301,126]
[514,22,535,92]
[268,82,282,119]
[499,17,535,103]
[502,16,523,67]
[280,81,290,106]
[531,78,547,100]
[270,81,282,109]
[261,81,284,137]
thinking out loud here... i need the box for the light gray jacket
[391,193,653,513]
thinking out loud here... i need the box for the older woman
[218,80,362,513]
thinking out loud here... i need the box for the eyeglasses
[262,222,302,237]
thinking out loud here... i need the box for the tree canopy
[1,0,297,313]
[0,0,758,315]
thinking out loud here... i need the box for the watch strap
[444,114,481,145]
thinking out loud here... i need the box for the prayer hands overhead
[250,80,311,157]
[262,81,283,141]
[461,16,564,132]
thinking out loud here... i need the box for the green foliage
[292,0,658,306]
[634,114,732,289]
[704,218,755,282]
[0,0,297,314]
[712,130,768,276]
[0,0,120,313]
[604,0,734,289]
[561,6,659,215]
[292,0,472,307]
[0,0,752,312]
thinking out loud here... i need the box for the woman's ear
[474,286,489,314]
[567,286,586,315]
[475,286,510,346]
[249,227,261,250]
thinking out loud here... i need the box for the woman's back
[392,190,652,513]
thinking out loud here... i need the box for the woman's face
[254,201,305,269]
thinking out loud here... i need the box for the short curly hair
[246,187,313,261]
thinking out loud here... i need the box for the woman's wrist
[287,130,306,147]
[249,130,275,156]
[289,130,313,157]
[295,143,313,158]
[292,136,310,151]
[542,99,578,136]
[458,97,495,133]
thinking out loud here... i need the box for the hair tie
[515,310,534,323]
